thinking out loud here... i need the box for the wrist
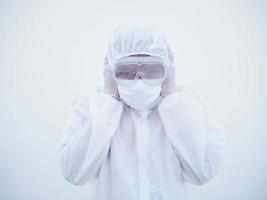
[103,89,119,99]
[161,85,177,97]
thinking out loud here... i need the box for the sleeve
[57,93,123,186]
[158,87,226,185]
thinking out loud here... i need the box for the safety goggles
[113,56,167,82]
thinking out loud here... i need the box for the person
[57,25,225,200]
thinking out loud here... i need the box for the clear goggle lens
[115,63,165,80]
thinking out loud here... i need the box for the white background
[1,0,267,199]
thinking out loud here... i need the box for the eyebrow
[129,54,151,57]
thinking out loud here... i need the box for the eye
[116,71,133,79]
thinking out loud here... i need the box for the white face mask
[117,79,162,111]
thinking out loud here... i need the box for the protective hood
[105,25,175,72]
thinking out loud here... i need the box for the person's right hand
[103,56,119,99]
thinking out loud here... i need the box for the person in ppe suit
[57,25,225,200]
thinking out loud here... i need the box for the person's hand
[160,62,176,97]
[160,45,177,97]
[103,56,119,99]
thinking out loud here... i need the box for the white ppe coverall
[57,26,225,200]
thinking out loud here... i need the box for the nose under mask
[117,80,162,111]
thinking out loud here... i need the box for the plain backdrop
[1,0,267,199]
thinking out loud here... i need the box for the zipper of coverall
[131,109,152,200]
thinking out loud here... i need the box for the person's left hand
[160,45,177,97]
[160,62,176,97]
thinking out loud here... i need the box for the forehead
[116,54,164,64]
